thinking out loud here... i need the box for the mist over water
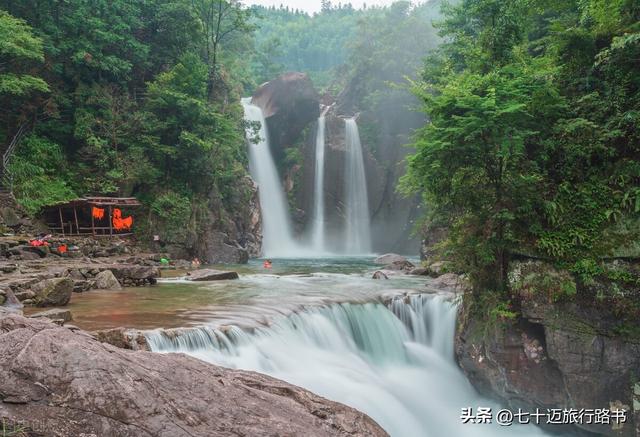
[147,294,550,437]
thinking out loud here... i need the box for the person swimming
[263,259,272,269]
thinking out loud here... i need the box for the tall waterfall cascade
[241,98,298,257]
[147,295,549,437]
[310,115,326,252]
[344,118,372,254]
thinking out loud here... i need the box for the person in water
[263,259,272,269]
[191,257,201,269]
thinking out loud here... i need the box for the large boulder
[251,72,320,160]
[94,269,122,290]
[31,277,73,307]
[0,314,386,437]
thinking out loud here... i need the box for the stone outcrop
[187,269,239,281]
[0,314,386,437]
[29,308,72,325]
[374,254,407,265]
[93,326,150,351]
[251,72,320,161]
[94,269,122,290]
[372,271,389,280]
[31,277,73,307]
[194,175,262,263]
[455,260,640,437]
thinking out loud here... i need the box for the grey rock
[94,270,122,290]
[372,271,389,280]
[29,308,73,325]
[188,269,239,281]
[0,314,386,437]
[31,277,73,307]
[409,267,429,276]
[374,253,407,265]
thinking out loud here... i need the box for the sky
[246,0,409,14]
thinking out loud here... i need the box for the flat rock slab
[0,315,386,437]
[187,269,239,281]
[28,308,73,324]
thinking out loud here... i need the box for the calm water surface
[66,257,433,330]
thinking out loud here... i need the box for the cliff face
[455,260,640,437]
[196,175,263,263]
[251,72,321,164]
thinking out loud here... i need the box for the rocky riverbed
[0,236,169,309]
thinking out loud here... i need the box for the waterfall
[241,98,298,257]
[147,295,549,437]
[310,116,326,252]
[344,118,372,254]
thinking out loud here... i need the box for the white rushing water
[310,116,326,252]
[344,118,372,254]
[241,98,298,257]
[147,294,549,437]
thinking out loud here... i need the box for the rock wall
[251,72,320,163]
[0,313,387,436]
[455,261,640,437]
[196,175,262,263]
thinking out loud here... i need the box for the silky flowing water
[68,258,551,436]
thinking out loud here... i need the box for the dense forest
[401,0,640,322]
[1,0,638,284]
[0,0,439,249]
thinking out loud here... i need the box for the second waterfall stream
[146,294,549,437]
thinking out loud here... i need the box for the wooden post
[91,205,95,236]
[108,205,113,236]
[73,205,79,235]
[58,207,65,236]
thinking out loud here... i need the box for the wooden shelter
[42,196,141,236]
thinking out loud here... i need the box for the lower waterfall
[146,295,549,436]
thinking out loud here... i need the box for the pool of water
[65,257,433,330]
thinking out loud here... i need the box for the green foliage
[403,0,640,296]
[9,135,76,214]
[0,0,253,248]
[0,10,48,96]
[149,191,193,243]
[249,4,362,89]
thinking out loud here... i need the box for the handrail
[1,122,30,193]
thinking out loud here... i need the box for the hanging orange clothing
[92,207,105,220]
[112,208,133,230]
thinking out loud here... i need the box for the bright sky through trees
[247,0,420,14]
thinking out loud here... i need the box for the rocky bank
[455,260,640,437]
[0,313,386,436]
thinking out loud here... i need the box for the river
[66,257,552,436]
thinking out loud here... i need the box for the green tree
[0,10,48,96]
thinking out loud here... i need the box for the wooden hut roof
[43,196,141,209]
